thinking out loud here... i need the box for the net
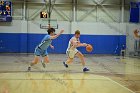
[40,18,58,29]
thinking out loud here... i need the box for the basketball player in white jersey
[63,30,90,72]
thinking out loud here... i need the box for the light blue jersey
[38,35,52,50]
[34,35,52,56]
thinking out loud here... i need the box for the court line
[106,77,136,93]
[0,70,140,75]
[0,79,113,80]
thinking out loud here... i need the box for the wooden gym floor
[0,54,140,93]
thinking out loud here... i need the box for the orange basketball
[86,44,93,52]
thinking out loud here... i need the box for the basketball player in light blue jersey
[28,28,64,71]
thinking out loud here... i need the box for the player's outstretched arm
[77,43,88,47]
[71,39,87,47]
[50,30,64,39]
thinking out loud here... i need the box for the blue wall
[0,33,126,54]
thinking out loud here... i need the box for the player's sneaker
[83,67,90,72]
[63,62,68,68]
[41,61,46,68]
[28,67,31,71]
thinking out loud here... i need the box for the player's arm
[77,43,88,47]
[50,44,54,49]
[50,30,64,39]
[71,39,87,47]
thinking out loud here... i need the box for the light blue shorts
[34,47,48,57]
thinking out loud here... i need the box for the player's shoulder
[45,34,51,37]
[71,36,76,40]
[44,34,51,39]
[45,34,50,36]
[71,36,79,41]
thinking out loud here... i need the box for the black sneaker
[28,67,31,71]
[41,61,46,68]
[63,62,68,68]
[83,67,90,72]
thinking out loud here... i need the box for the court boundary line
[106,76,135,93]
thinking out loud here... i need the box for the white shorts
[66,49,78,59]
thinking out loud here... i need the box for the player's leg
[28,48,41,71]
[43,55,49,63]
[28,56,40,71]
[41,50,49,68]
[63,50,75,68]
[75,51,85,66]
[63,58,73,68]
[66,58,73,64]
[32,56,40,65]
[75,51,89,72]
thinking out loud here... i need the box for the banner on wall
[0,1,12,22]
[130,2,140,23]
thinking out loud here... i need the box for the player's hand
[76,41,80,44]
[83,43,88,47]
[50,46,54,49]
[60,30,64,34]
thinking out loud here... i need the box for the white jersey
[66,36,80,51]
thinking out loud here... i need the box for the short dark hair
[75,30,80,35]
[47,28,55,35]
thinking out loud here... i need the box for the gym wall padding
[0,33,126,54]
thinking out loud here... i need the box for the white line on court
[105,76,135,93]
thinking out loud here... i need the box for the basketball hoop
[40,0,57,29]
[48,23,51,28]
[40,18,58,29]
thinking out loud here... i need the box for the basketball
[86,44,93,52]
